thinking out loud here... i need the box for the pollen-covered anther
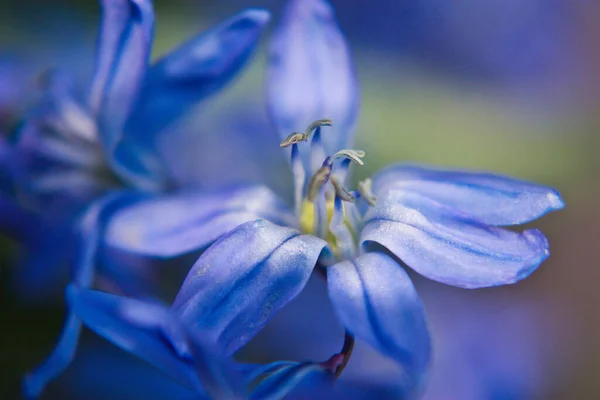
[307,164,332,202]
[333,149,365,166]
[330,176,355,203]
[280,132,307,148]
[358,178,377,206]
[279,118,333,148]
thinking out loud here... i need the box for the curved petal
[89,0,158,190]
[126,9,270,143]
[361,191,550,288]
[267,0,358,157]
[372,164,564,226]
[172,220,328,355]
[327,252,431,390]
[89,0,153,131]
[249,362,332,400]
[105,185,296,257]
[66,286,204,392]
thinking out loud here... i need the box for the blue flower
[20,0,272,397]
[103,0,564,394]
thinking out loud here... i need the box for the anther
[330,176,356,203]
[307,165,332,202]
[358,178,377,206]
[333,149,365,166]
[279,119,333,148]
[280,132,307,147]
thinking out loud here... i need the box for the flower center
[281,119,377,261]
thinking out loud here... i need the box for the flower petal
[361,190,551,288]
[89,0,158,189]
[327,252,431,390]
[372,164,564,226]
[66,286,205,392]
[105,185,296,257]
[267,0,358,156]
[89,0,153,131]
[172,220,328,355]
[126,9,270,143]
[249,362,332,400]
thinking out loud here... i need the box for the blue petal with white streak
[327,252,431,392]
[105,185,296,257]
[267,0,358,158]
[126,8,270,143]
[373,164,564,226]
[90,0,153,147]
[361,190,550,288]
[172,220,328,355]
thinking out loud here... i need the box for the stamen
[279,132,307,148]
[305,118,333,134]
[310,126,327,176]
[333,149,365,166]
[358,178,377,206]
[307,164,332,202]
[279,119,333,148]
[330,176,355,203]
[329,195,357,259]
[290,143,306,217]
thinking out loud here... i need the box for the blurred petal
[89,0,157,189]
[23,314,83,399]
[249,362,332,400]
[22,191,143,398]
[13,71,108,215]
[89,0,153,129]
[105,185,296,257]
[126,9,270,142]
[373,164,564,225]
[172,220,328,355]
[67,286,204,392]
[327,252,430,391]
[361,191,550,288]
[267,0,358,157]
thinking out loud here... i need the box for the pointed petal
[105,185,296,257]
[89,0,153,127]
[373,164,564,226]
[88,0,158,189]
[66,286,205,392]
[126,9,270,142]
[267,0,358,156]
[327,253,431,389]
[172,220,328,355]
[249,362,332,400]
[361,191,551,288]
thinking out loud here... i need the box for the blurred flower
[102,0,564,396]
[20,0,271,397]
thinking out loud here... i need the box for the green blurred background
[1,0,599,398]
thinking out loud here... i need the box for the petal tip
[242,8,271,25]
[547,189,565,211]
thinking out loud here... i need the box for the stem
[334,330,355,378]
